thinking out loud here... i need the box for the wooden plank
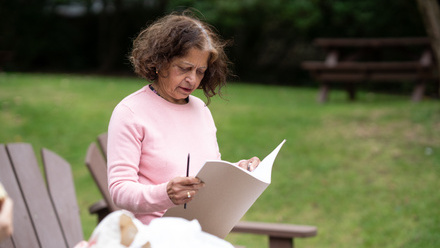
[88,133,113,220]
[0,238,14,248]
[85,143,119,212]
[302,61,432,71]
[316,73,366,82]
[97,133,108,158]
[6,143,67,248]
[0,144,39,248]
[314,37,431,48]
[368,73,433,81]
[314,73,436,82]
[232,221,317,238]
[42,148,83,248]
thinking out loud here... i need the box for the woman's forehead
[172,48,210,67]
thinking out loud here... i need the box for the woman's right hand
[166,177,205,205]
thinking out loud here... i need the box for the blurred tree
[95,0,169,72]
[0,0,168,72]
[166,0,425,84]
[0,0,428,85]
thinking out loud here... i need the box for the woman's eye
[179,66,190,72]
[197,69,206,75]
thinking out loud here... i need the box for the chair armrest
[88,199,111,222]
[232,221,317,238]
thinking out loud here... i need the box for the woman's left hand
[237,157,261,172]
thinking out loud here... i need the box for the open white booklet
[163,139,286,238]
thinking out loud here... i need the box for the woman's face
[156,48,210,104]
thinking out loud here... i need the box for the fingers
[247,156,260,171]
[238,156,261,172]
[167,177,205,205]
[179,177,205,188]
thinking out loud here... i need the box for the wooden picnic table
[301,37,438,102]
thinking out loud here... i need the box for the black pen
[184,153,190,209]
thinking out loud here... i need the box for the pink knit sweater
[107,85,221,224]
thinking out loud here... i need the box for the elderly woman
[107,12,260,225]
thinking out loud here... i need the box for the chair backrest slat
[0,144,39,248]
[85,143,119,212]
[42,148,83,248]
[0,238,14,248]
[6,143,67,248]
[97,133,108,158]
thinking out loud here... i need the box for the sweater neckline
[148,84,189,105]
[145,85,195,111]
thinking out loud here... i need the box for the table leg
[317,83,329,103]
[269,237,294,248]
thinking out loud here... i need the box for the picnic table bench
[301,37,438,102]
[86,133,317,248]
[0,143,83,248]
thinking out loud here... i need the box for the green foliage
[1,73,439,247]
[0,0,426,84]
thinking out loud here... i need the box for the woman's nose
[186,70,196,83]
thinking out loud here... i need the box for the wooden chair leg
[269,237,294,248]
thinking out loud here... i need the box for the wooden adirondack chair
[86,133,317,248]
[0,143,83,248]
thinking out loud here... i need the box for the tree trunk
[416,0,440,96]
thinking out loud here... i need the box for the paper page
[164,161,269,238]
[163,139,286,238]
[251,139,286,183]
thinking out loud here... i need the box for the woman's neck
[149,83,188,104]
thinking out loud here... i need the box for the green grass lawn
[1,72,439,248]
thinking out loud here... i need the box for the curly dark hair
[129,11,231,104]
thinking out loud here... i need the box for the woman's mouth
[180,86,192,94]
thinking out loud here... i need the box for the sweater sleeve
[107,104,175,214]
